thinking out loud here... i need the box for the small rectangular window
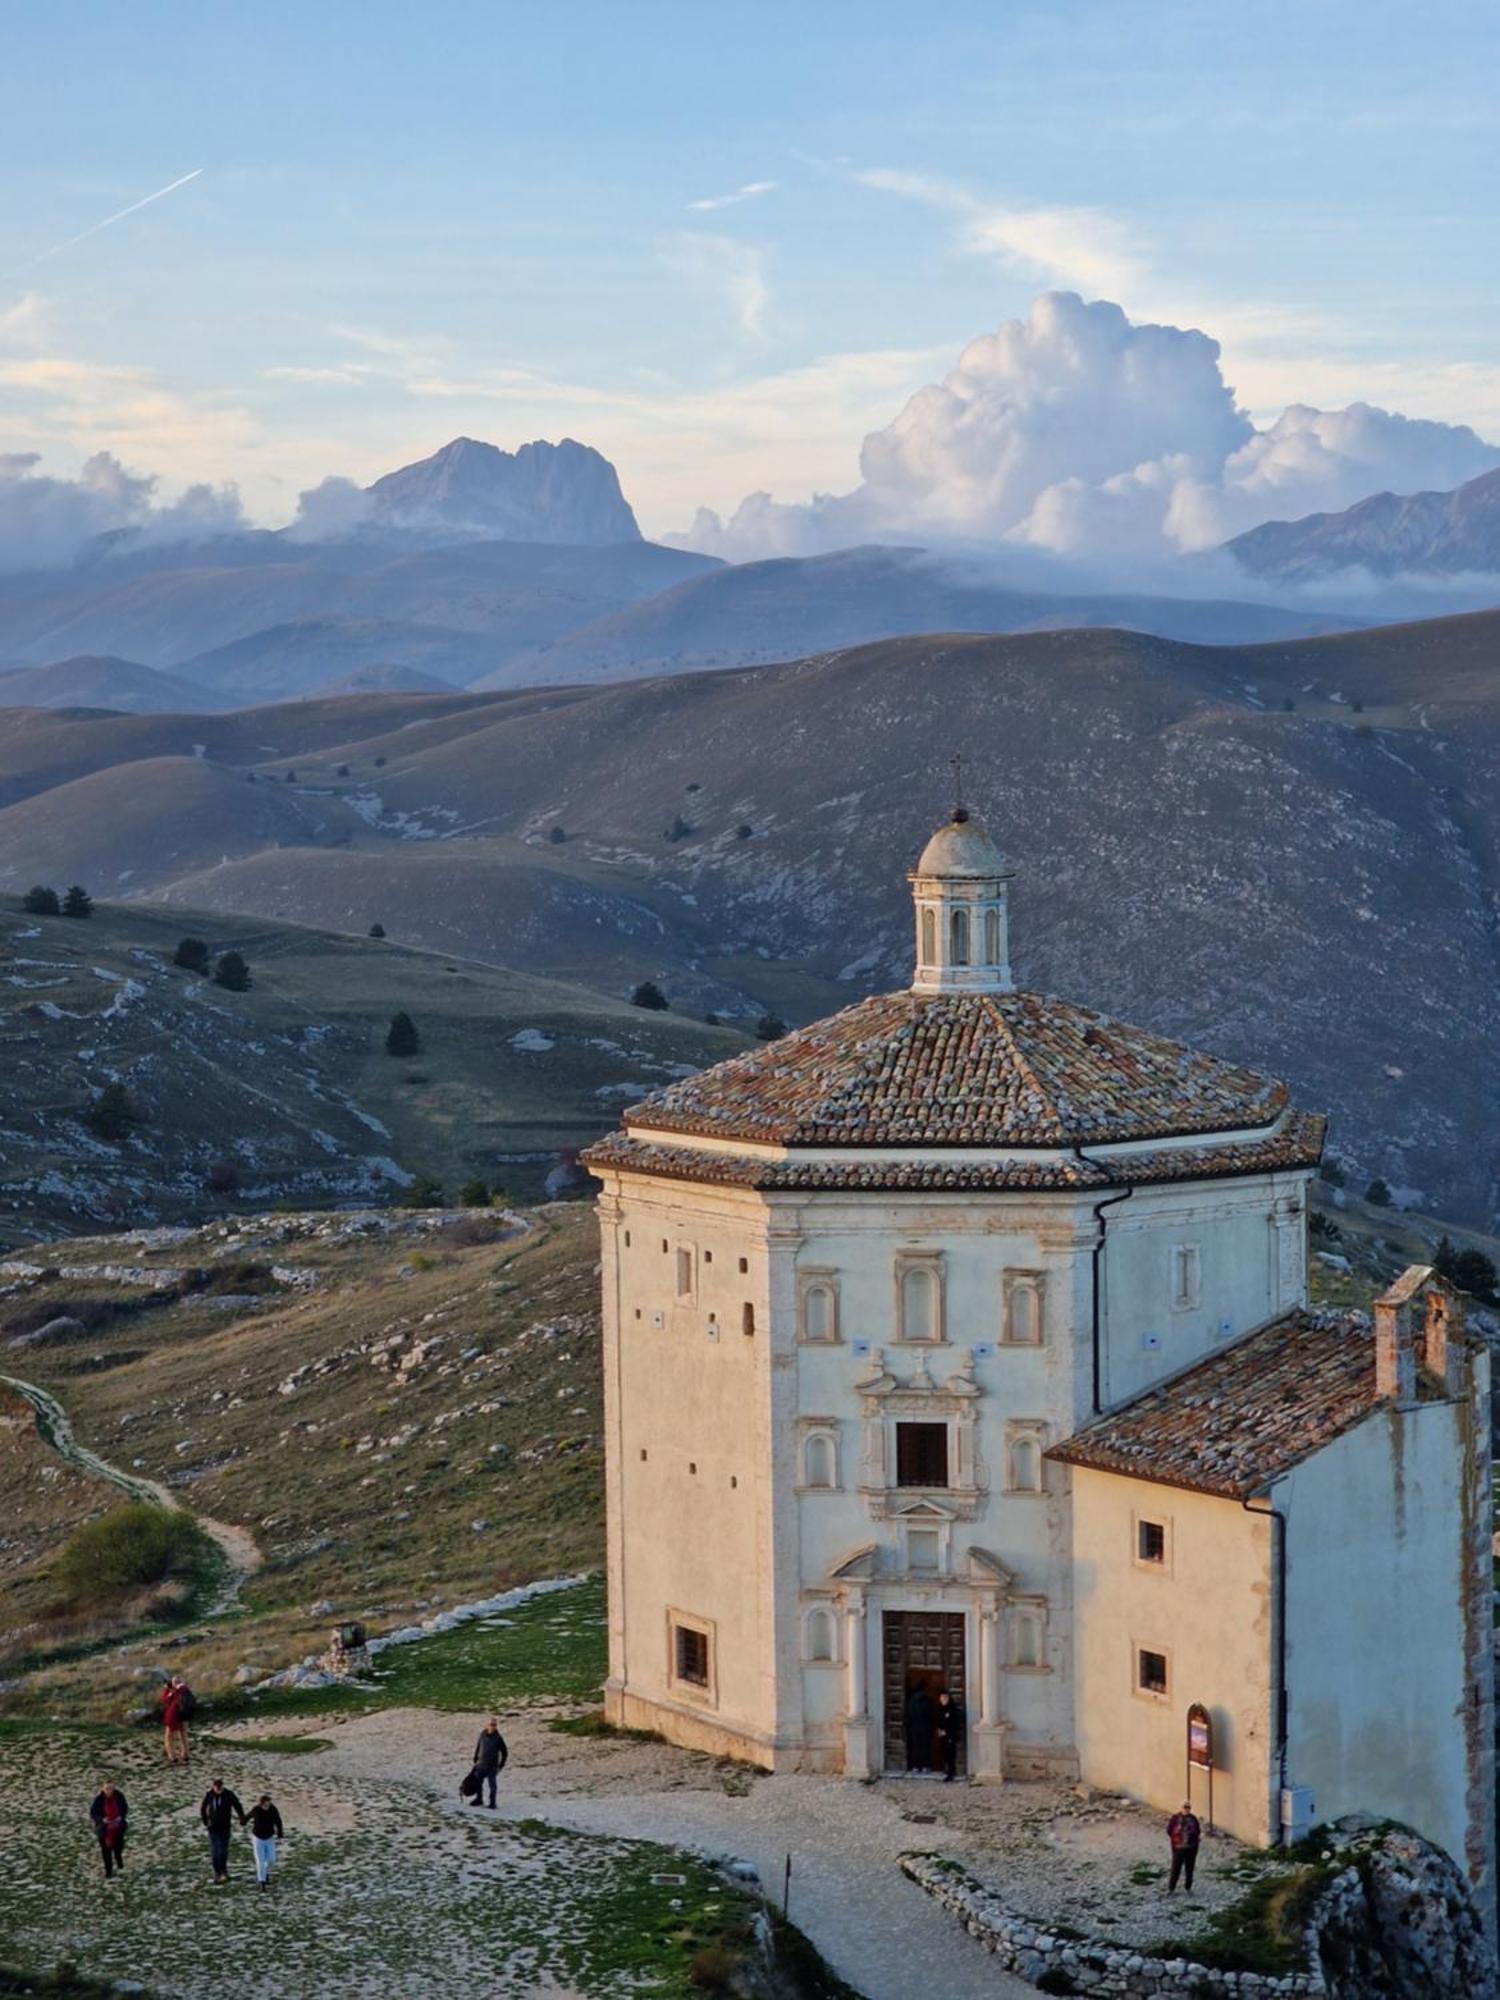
[624,1230,631,1247]
[742,1302,755,1336]
[1172,1244,1201,1311]
[1138,1648,1168,1696]
[674,1624,710,1687]
[738,1257,748,1274]
[676,1247,695,1298]
[906,1528,941,1572]
[1137,1520,1166,1564]
[896,1421,949,1488]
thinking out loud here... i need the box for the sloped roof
[624,990,1291,1149]
[585,1112,1325,1195]
[1048,1310,1406,1499]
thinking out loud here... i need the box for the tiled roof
[1047,1310,1399,1498]
[583,1113,1326,1195]
[624,991,1292,1149]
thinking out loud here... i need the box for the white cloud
[0,449,244,570]
[661,232,770,340]
[687,180,777,213]
[677,291,1500,564]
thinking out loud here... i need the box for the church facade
[585,809,1494,1904]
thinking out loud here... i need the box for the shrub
[337,764,350,777]
[50,1502,210,1611]
[735,823,753,840]
[61,885,93,919]
[374,753,388,767]
[368,922,386,939]
[86,1082,137,1144]
[458,1178,492,1208]
[1319,1158,1346,1187]
[284,769,297,783]
[547,825,567,844]
[400,1175,445,1209]
[213,951,251,992]
[1365,1177,1392,1207]
[206,1159,241,1195]
[1281,697,1295,712]
[663,814,693,842]
[173,936,211,974]
[385,1011,420,1057]
[754,1013,788,1041]
[22,885,59,915]
[630,980,669,1011]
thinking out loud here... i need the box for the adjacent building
[585,807,1494,1909]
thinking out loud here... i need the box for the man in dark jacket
[471,1717,509,1807]
[248,1793,285,1890]
[1166,1802,1202,1893]
[200,1777,247,1882]
[89,1781,128,1879]
[904,1683,935,1773]
[935,1688,965,1782]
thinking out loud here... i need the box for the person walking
[935,1687,966,1783]
[89,1781,128,1880]
[1166,1801,1203,1893]
[904,1682,935,1774]
[200,1776,247,1883]
[159,1674,192,1766]
[248,1793,284,1891]
[470,1717,509,1808]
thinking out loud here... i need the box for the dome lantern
[908,805,1014,995]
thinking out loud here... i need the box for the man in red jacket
[1166,1802,1202,1893]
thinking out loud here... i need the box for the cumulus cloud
[678,292,1500,565]
[0,449,243,571]
[287,473,372,540]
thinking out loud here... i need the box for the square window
[674,1624,710,1688]
[895,1421,949,1488]
[1138,1648,1168,1697]
[1137,1520,1166,1564]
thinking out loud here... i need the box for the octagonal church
[585,808,1494,1902]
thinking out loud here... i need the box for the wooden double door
[881,1609,966,1774]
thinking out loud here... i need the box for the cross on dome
[909,803,1014,995]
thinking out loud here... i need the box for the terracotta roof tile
[583,1113,1325,1195]
[1047,1310,1404,1498]
[623,991,1290,1150]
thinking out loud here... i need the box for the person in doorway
[200,1776,247,1883]
[471,1717,509,1807]
[1166,1802,1202,1893]
[935,1688,965,1782]
[159,1674,191,1765]
[904,1682,935,1774]
[248,1793,284,1891]
[89,1781,128,1879]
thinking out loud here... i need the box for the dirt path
[0,1370,262,1613]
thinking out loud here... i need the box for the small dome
[914,808,1007,878]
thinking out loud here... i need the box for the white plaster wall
[1099,1173,1310,1410]
[1069,1467,1276,1846]
[1280,1401,1477,1876]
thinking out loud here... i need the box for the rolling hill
[0,654,233,714]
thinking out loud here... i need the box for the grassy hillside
[0,893,744,1244]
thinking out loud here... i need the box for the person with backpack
[1166,1801,1203,1893]
[469,1718,509,1808]
[89,1781,128,1880]
[248,1793,285,1891]
[200,1776,247,1883]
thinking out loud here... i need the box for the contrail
[4,168,204,279]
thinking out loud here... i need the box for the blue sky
[1,0,1496,533]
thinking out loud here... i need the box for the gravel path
[237,1706,1032,2000]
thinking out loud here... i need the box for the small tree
[206,1158,241,1195]
[374,754,388,768]
[1434,1236,1499,1304]
[630,980,669,1011]
[663,814,693,843]
[213,950,251,992]
[337,764,350,777]
[284,769,297,783]
[754,1013,788,1042]
[458,1177,492,1208]
[400,1174,444,1209]
[385,1011,420,1056]
[61,884,93,918]
[735,823,754,840]
[1365,1177,1392,1207]
[22,885,59,915]
[87,1081,137,1144]
[368,922,386,939]
[173,936,211,974]
[547,825,567,844]
[1319,1157,1346,1188]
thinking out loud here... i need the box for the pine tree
[368,923,386,939]
[22,885,59,915]
[213,951,252,992]
[1365,1177,1392,1207]
[385,1011,420,1056]
[87,1082,137,1144]
[173,937,211,974]
[61,885,93,918]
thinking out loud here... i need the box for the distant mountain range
[2,610,1498,1223]
[363,436,642,544]
[1225,465,1500,581]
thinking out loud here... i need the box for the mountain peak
[366,436,641,546]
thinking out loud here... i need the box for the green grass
[1145,1858,1330,1976]
[212,1574,608,1723]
